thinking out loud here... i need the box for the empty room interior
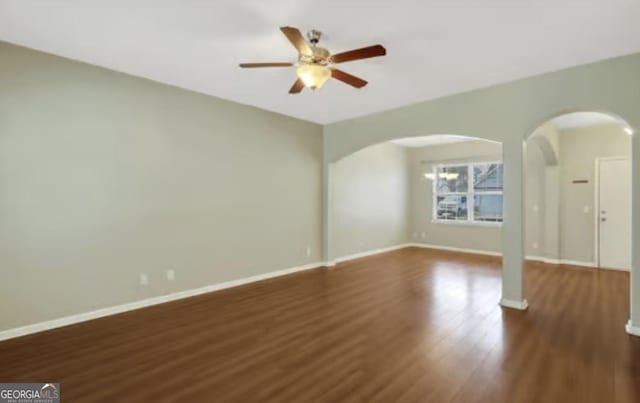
[1,1,640,402]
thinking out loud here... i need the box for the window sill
[432,219,503,228]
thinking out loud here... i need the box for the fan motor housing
[299,47,330,65]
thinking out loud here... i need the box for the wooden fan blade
[330,45,386,63]
[239,62,293,68]
[330,69,368,88]
[289,78,305,94]
[280,26,313,55]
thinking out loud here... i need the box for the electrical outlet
[167,269,175,281]
[533,204,539,212]
[305,246,311,257]
[421,232,426,239]
[139,274,149,286]
[532,242,539,249]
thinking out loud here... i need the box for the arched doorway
[526,111,632,269]
[524,110,637,335]
[326,134,504,264]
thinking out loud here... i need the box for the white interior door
[598,158,631,270]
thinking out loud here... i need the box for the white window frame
[431,161,503,227]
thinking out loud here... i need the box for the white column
[626,127,640,335]
[500,137,528,310]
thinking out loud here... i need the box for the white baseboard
[525,255,559,264]
[626,320,640,337]
[408,245,597,269]
[0,241,614,342]
[334,243,412,263]
[525,256,597,268]
[334,243,598,271]
[500,298,529,310]
[409,243,502,257]
[557,259,597,268]
[0,260,324,342]
[409,246,597,269]
[0,244,417,342]
[596,265,630,272]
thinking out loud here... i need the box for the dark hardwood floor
[1,247,639,402]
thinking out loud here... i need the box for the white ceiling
[390,135,474,148]
[552,112,624,130]
[1,0,639,124]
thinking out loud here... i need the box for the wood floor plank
[1,247,639,402]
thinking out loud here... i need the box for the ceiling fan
[239,26,386,93]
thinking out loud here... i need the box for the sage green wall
[0,42,323,331]
[524,140,547,258]
[409,140,503,253]
[324,53,640,162]
[558,124,631,264]
[525,123,630,264]
[528,123,561,260]
[406,124,630,263]
[332,143,410,259]
[407,138,544,258]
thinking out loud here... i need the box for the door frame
[594,156,630,270]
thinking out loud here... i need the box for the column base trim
[500,298,529,310]
[625,320,640,336]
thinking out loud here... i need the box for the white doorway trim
[594,156,630,270]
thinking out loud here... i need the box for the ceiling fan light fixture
[296,64,331,89]
[239,26,386,93]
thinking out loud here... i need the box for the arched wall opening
[525,108,640,336]
[525,111,633,270]
[327,134,504,263]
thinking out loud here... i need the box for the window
[432,162,503,224]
